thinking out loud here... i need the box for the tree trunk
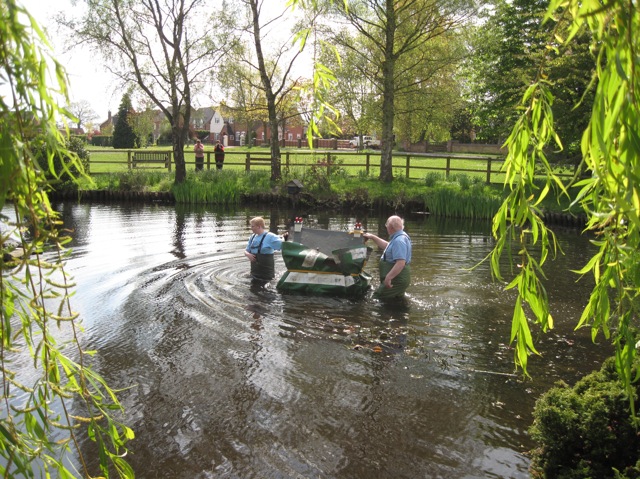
[250,0,281,183]
[268,104,281,182]
[379,0,397,183]
[172,124,187,184]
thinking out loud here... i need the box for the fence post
[446,157,451,179]
[167,152,172,172]
[486,157,492,184]
[366,153,370,176]
[206,152,211,170]
[326,152,331,176]
[405,155,410,178]
[245,152,251,171]
[286,151,290,171]
[127,150,132,170]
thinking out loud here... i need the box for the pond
[8,202,608,478]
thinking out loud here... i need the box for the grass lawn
[73,146,584,217]
[85,145,512,184]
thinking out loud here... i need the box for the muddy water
[48,203,607,477]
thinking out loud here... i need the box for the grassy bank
[64,168,583,220]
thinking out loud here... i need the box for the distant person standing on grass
[194,139,204,171]
[362,215,412,300]
[214,140,225,170]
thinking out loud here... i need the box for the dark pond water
[11,202,609,478]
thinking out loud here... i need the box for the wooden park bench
[132,152,171,169]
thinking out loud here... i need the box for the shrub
[117,170,152,192]
[425,172,443,187]
[454,173,472,190]
[34,135,90,184]
[301,157,346,194]
[91,135,112,147]
[529,356,640,479]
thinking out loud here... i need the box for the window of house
[288,133,293,140]
[215,117,220,123]
[297,134,301,139]
[229,135,234,141]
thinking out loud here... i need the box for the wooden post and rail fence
[86,149,578,183]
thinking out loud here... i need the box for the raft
[276,227,372,296]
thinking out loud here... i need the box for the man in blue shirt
[363,215,412,299]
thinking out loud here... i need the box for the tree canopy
[60,0,234,183]
[329,0,476,182]
[233,0,316,181]
[466,0,594,158]
[112,92,137,149]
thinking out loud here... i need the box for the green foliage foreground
[485,3,640,475]
[489,0,640,417]
[529,357,640,479]
[1,2,133,477]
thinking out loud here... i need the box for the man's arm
[363,232,388,250]
[383,259,406,288]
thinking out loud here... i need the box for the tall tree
[216,62,269,146]
[319,39,379,139]
[332,0,475,182]
[238,0,314,181]
[112,92,137,148]
[393,31,465,145]
[68,99,99,130]
[60,0,234,183]
[466,0,594,158]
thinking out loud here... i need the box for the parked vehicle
[349,135,380,149]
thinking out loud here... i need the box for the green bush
[298,157,346,194]
[91,135,112,147]
[34,135,90,186]
[117,170,153,192]
[425,172,443,187]
[529,357,640,479]
[457,173,471,190]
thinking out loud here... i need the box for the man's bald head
[385,215,404,232]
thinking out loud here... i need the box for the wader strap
[381,232,410,262]
[249,233,267,254]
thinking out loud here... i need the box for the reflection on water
[7,202,608,478]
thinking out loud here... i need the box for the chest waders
[374,259,411,299]
[250,233,275,281]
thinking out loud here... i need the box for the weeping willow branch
[490,0,640,420]
[1,1,134,477]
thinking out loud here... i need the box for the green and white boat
[277,227,372,296]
